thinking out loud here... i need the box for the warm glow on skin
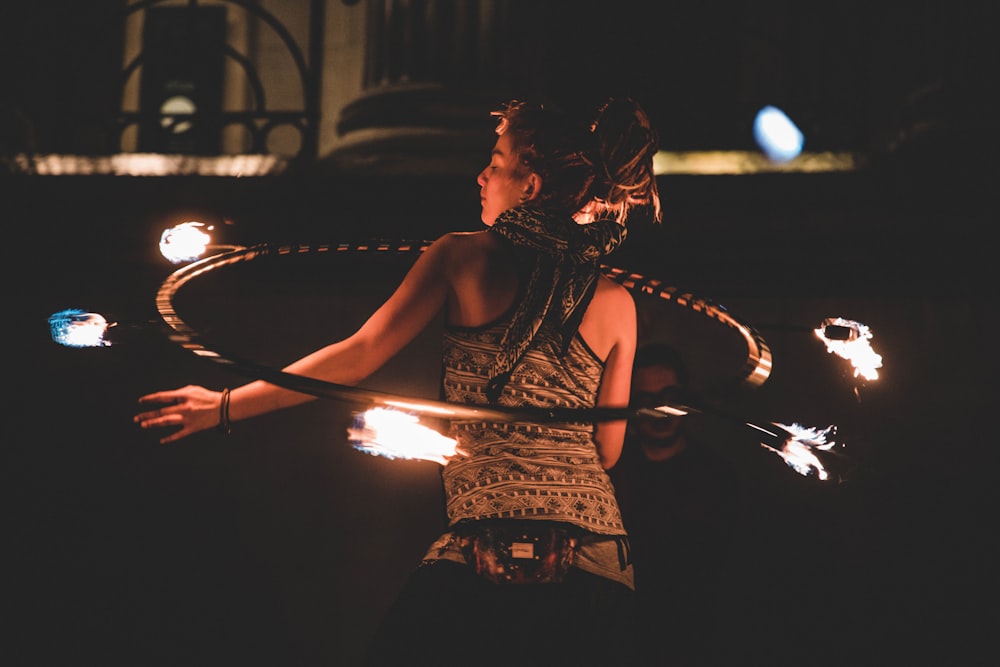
[476,132,533,227]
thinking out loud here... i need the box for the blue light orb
[753,105,804,162]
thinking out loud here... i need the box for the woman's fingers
[134,406,180,429]
[137,390,181,406]
[156,427,190,445]
[134,386,219,443]
[135,404,167,420]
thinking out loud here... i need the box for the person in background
[135,96,662,665]
[611,342,743,666]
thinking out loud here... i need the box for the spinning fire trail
[51,222,881,482]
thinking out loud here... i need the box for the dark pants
[363,560,636,667]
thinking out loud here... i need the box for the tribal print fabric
[441,314,626,536]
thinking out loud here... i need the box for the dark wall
[0,1,126,154]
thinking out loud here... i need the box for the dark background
[4,2,997,665]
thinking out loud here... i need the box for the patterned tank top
[439,312,627,536]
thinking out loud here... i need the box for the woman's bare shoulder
[432,230,508,265]
[594,274,634,307]
[436,229,496,246]
[433,230,519,325]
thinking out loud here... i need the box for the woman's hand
[134,385,223,444]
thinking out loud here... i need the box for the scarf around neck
[485,206,625,403]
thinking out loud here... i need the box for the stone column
[323,0,538,177]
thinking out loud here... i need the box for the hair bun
[589,98,661,223]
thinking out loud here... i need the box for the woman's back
[441,229,633,364]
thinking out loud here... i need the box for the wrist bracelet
[219,387,232,435]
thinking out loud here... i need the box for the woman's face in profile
[477,132,531,226]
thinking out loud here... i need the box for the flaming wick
[645,396,850,482]
[48,309,116,347]
[48,310,164,348]
[160,221,212,264]
[757,422,841,481]
[159,221,244,264]
[815,317,882,381]
[348,407,464,465]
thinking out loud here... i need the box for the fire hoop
[154,239,773,423]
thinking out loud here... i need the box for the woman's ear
[521,173,542,202]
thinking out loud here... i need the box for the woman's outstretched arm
[134,234,458,444]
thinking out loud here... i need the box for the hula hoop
[599,266,772,388]
[154,239,772,423]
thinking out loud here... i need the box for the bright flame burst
[160,221,212,264]
[48,309,114,347]
[815,317,882,381]
[760,422,837,481]
[348,407,462,465]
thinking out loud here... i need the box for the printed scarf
[486,206,625,402]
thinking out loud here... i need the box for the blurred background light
[753,105,805,162]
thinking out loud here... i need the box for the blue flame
[48,309,112,347]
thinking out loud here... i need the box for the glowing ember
[348,407,462,465]
[815,317,882,381]
[758,422,838,480]
[48,309,114,347]
[160,221,212,264]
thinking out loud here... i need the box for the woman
[135,97,661,664]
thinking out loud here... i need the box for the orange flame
[160,221,212,264]
[348,407,463,465]
[815,317,882,381]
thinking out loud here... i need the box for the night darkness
[4,2,997,665]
